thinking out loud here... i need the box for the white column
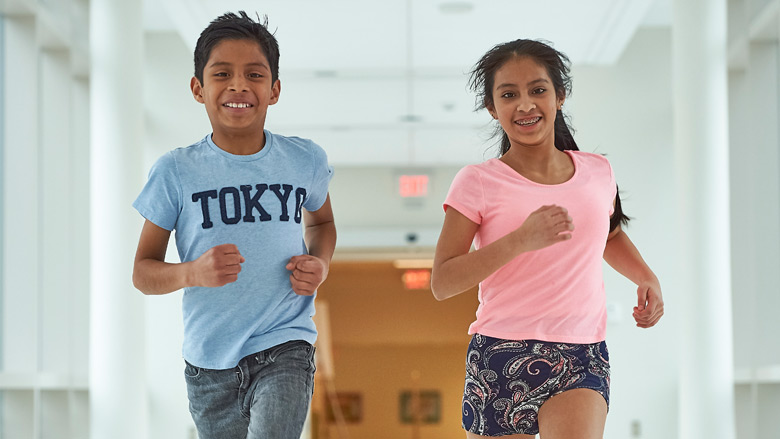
[673,0,735,438]
[744,42,780,369]
[2,15,38,378]
[89,0,147,438]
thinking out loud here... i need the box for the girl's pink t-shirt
[444,151,616,343]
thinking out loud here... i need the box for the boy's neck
[211,130,267,155]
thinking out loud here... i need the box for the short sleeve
[132,152,183,231]
[606,158,617,217]
[443,166,484,225]
[303,141,334,212]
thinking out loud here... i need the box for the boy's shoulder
[167,136,211,158]
[159,132,328,167]
[269,131,321,152]
[267,130,328,161]
[150,136,210,168]
[146,137,217,179]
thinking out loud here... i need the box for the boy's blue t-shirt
[133,130,333,369]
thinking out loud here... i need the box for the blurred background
[1,0,779,438]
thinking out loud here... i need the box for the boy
[132,11,336,439]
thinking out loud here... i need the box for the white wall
[729,39,780,439]
[575,27,679,439]
[728,1,780,437]
[142,31,200,439]
[0,2,92,437]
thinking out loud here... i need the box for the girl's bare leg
[537,389,607,439]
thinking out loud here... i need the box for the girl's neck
[500,143,574,184]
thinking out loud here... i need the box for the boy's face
[191,38,280,140]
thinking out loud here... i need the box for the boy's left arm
[286,194,336,295]
[604,224,664,328]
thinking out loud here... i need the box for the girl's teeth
[518,117,540,126]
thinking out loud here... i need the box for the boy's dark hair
[193,11,280,85]
[470,39,629,230]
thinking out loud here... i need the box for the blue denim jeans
[184,340,316,439]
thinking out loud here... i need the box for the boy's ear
[269,79,281,106]
[190,77,205,104]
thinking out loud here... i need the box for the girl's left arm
[604,222,664,328]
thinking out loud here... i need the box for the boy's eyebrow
[495,78,550,89]
[208,61,270,70]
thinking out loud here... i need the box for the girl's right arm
[132,220,245,295]
[431,204,573,300]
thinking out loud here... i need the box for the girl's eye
[533,88,546,94]
[501,92,515,98]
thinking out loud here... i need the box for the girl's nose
[516,99,536,112]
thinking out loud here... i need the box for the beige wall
[313,262,478,439]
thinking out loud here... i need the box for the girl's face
[487,56,563,151]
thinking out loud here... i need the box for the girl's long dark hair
[469,39,629,231]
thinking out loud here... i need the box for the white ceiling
[145,0,671,68]
[142,0,672,167]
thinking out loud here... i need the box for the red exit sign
[399,175,429,198]
[402,269,431,290]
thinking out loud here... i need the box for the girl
[431,39,664,439]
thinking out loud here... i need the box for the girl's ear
[483,96,499,120]
[191,77,205,103]
[486,103,498,120]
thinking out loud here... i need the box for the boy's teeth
[225,103,251,108]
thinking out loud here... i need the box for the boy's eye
[214,72,228,77]
[248,73,263,78]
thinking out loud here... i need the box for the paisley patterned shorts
[462,334,610,436]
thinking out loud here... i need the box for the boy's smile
[191,38,281,154]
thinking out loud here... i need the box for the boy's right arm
[132,220,245,295]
